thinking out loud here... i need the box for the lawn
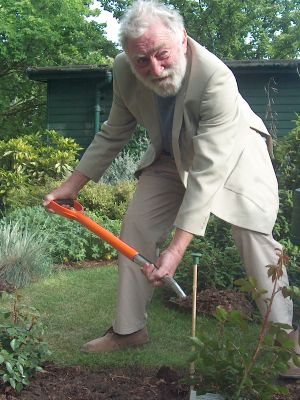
[20,265,202,369]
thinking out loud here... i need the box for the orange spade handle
[46,199,187,300]
[46,200,139,260]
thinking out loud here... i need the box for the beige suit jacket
[77,37,279,236]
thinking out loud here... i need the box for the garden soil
[1,362,300,400]
[1,262,300,399]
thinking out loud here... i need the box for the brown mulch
[1,263,300,399]
[54,259,115,271]
[169,288,254,319]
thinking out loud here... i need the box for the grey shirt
[155,94,176,157]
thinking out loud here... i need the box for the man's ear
[182,29,188,53]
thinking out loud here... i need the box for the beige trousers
[112,154,293,334]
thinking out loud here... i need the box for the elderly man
[44,0,300,377]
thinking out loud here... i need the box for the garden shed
[227,59,300,138]
[27,65,113,149]
[27,59,300,148]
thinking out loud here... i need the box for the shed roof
[27,65,111,82]
[27,59,300,82]
[225,59,300,74]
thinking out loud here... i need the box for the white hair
[119,0,185,51]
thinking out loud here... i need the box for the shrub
[272,120,300,286]
[273,117,300,239]
[101,151,138,184]
[279,239,300,288]
[101,126,149,184]
[274,116,300,191]
[4,177,63,212]
[123,125,150,161]
[79,180,136,220]
[0,171,26,210]
[4,178,136,222]
[176,241,243,294]
[1,206,121,263]
[274,189,294,240]
[0,130,81,183]
[189,307,290,399]
[0,221,53,288]
[188,252,297,399]
[2,179,135,264]
[174,217,244,293]
[0,293,50,392]
[0,130,81,209]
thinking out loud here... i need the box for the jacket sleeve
[76,56,137,182]
[174,66,246,235]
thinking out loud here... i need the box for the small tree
[189,250,300,399]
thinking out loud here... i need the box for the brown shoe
[279,327,300,379]
[279,360,300,380]
[81,327,149,353]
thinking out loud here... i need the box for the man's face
[126,22,188,97]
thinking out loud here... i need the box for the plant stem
[233,272,280,398]
[12,296,18,324]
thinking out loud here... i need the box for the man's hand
[141,228,194,287]
[142,248,183,286]
[43,186,76,207]
[43,170,90,208]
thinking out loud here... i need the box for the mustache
[149,70,173,82]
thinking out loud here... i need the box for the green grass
[18,266,194,369]
[15,265,261,371]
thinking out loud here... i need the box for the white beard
[130,51,187,97]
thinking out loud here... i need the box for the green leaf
[214,306,228,321]
[228,310,243,322]
[15,382,24,392]
[282,285,300,300]
[280,338,294,350]
[5,361,13,374]
[10,338,18,351]
[17,363,24,376]
[190,336,204,348]
[275,386,289,395]
[292,353,300,368]
[21,377,30,386]
[263,334,275,346]
[9,378,16,389]
[248,276,258,287]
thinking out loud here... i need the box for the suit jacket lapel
[172,47,192,183]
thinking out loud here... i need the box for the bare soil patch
[1,364,189,400]
[1,363,300,400]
